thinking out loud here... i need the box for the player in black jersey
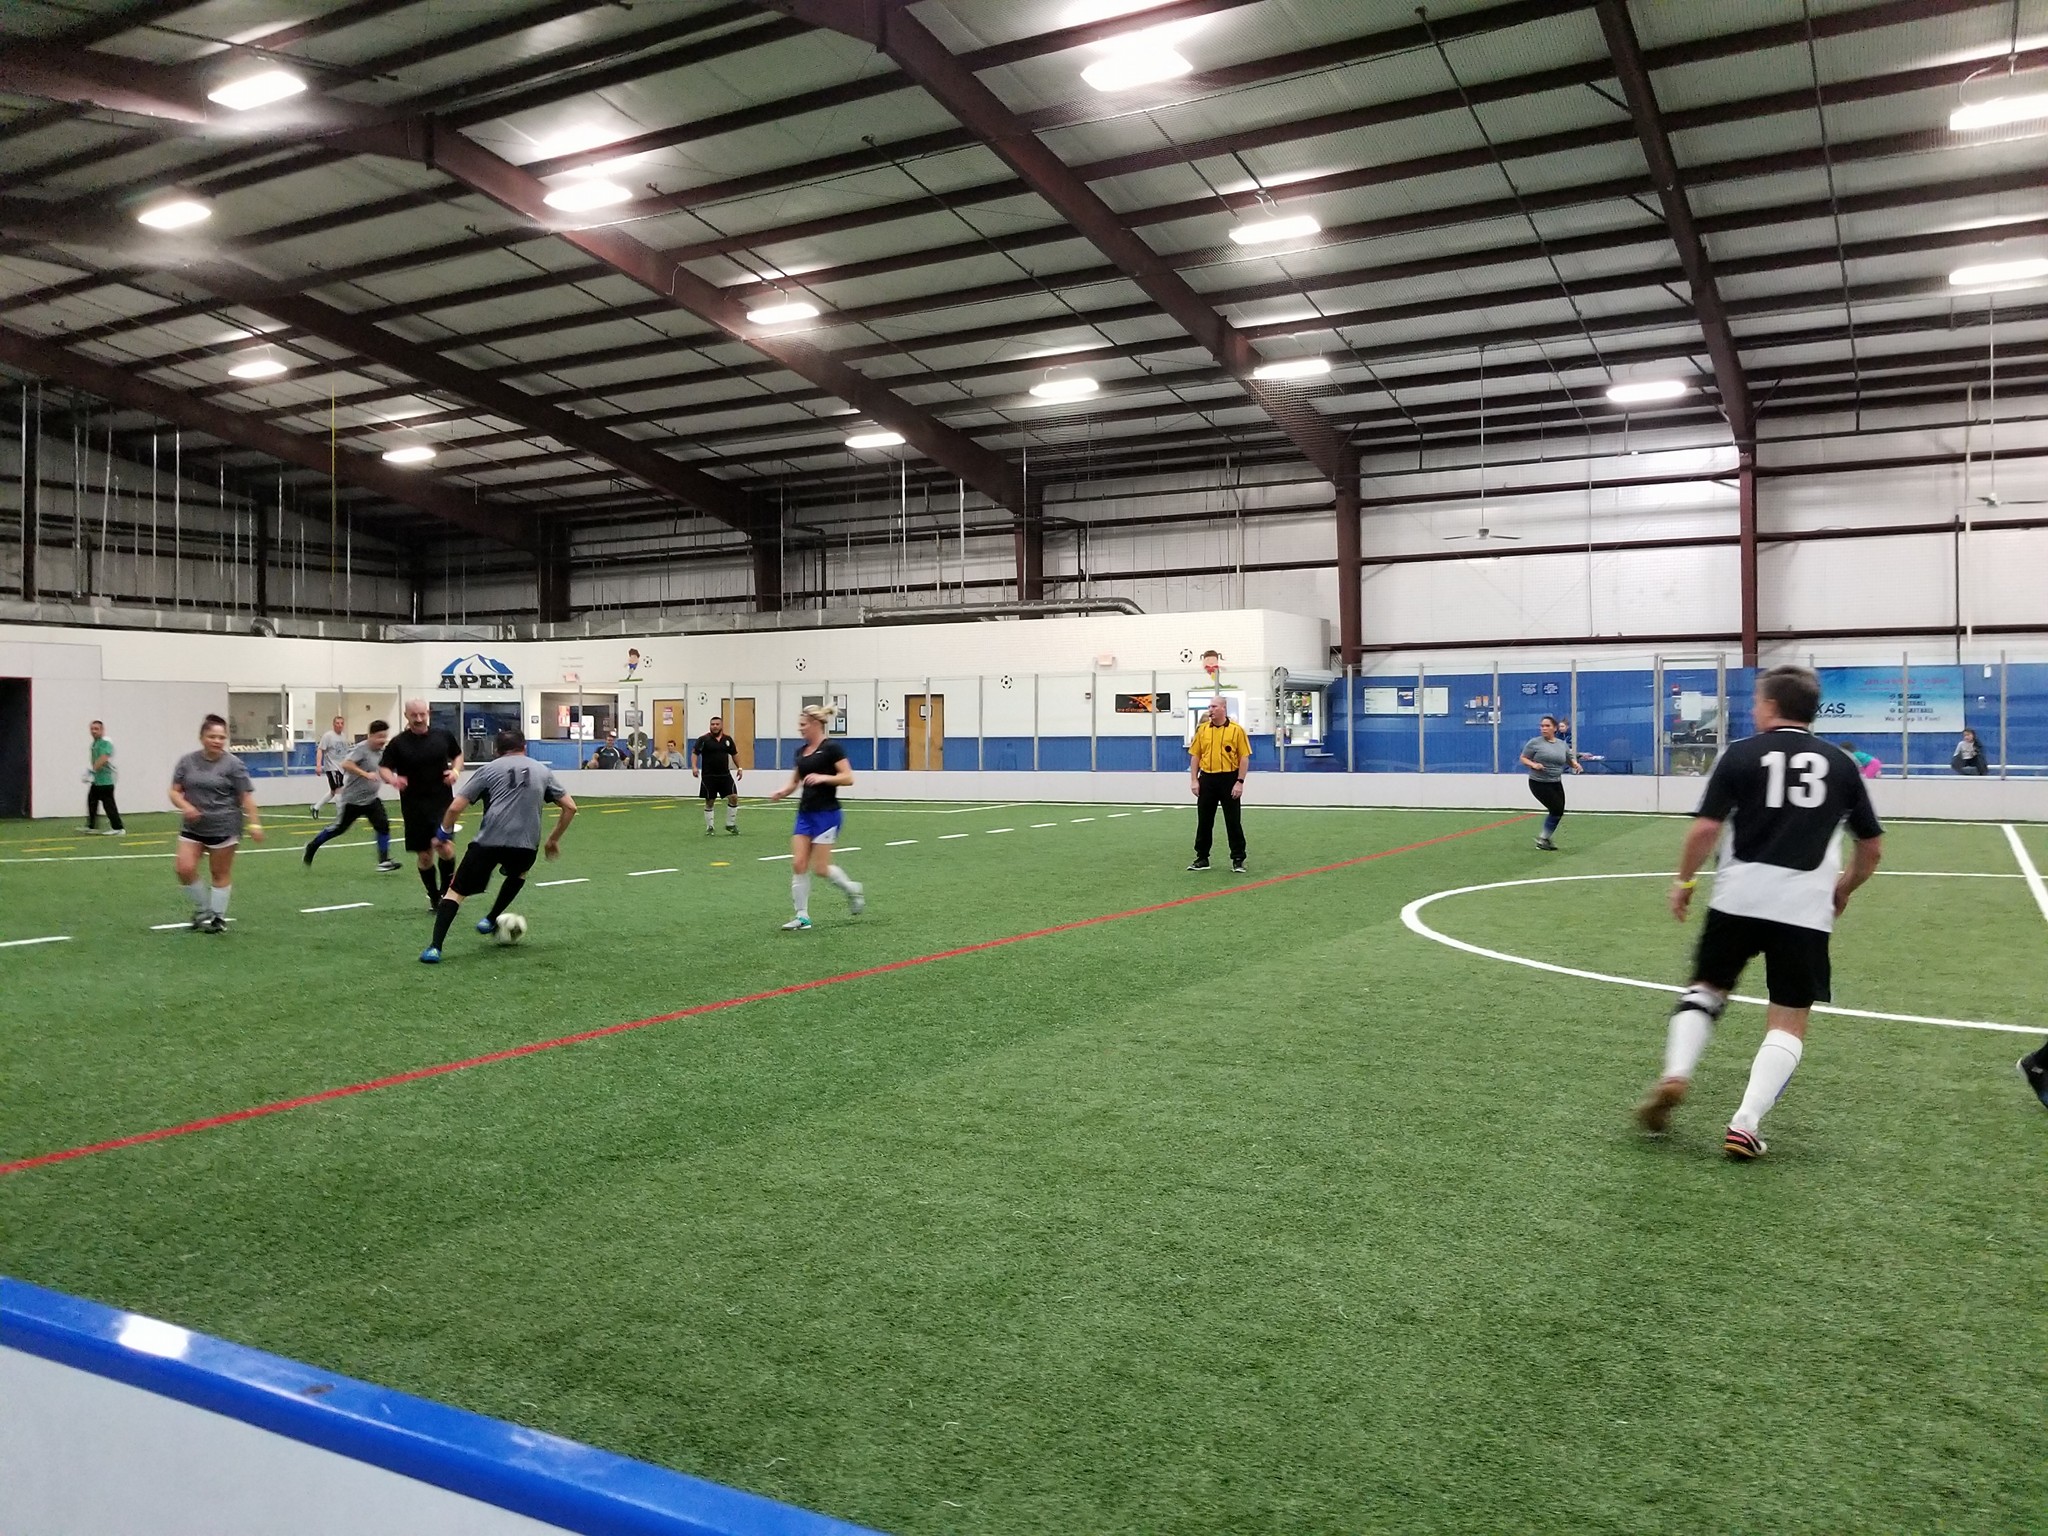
[1635,666,1884,1160]
[692,716,743,835]
[379,698,464,910]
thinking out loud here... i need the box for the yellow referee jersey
[1190,718,1252,774]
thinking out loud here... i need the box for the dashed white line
[940,833,970,840]
[301,902,372,914]
[535,878,588,887]
[628,867,679,877]
[837,847,862,853]
[1071,817,1094,823]
[887,839,919,847]
[1107,812,1131,819]
[149,919,235,930]
[0,935,70,948]
[986,828,1014,835]
[1031,823,1056,829]
[1142,807,1167,813]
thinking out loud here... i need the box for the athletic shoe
[189,911,210,931]
[475,917,497,935]
[302,841,318,867]
[377,859,401,872]
[419,946,442,965]
[781,915,812,931]
[1231,858,1247,874]
[1536,837,1557,851]
[107,827,126,836]
[1723,1126,1768,1161]
[727,824,740,835]
[1187,859,1210,872]
[1634,1078,1686,1134]
[2018,1055,2048,1110]
[848,884,865,916]
[202,913,227,935]
[310,803,324,816]
[705,825,717,836]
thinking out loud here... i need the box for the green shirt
[90,737,115,786]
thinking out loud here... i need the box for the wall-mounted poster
[1815,667,1963,734]
[1115,693,1170,714]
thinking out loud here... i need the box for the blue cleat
[475,917,497,935]
[419,946,441,965]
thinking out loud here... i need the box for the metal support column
[1653,658,1666,775]
[1900,653,1910,777]
[18,385,38,603]
[1149,670,1158,773]
[1491,662,1501,773]
[1999,653,2008,779]
[1089,671,1097,773]
[977,674,985,772]
[1344,662,1355,773]
[872,680,880,774]
[1416,661,1427,773]
[1031,674,1039,772]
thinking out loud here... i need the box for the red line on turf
[1,815,1530,1177]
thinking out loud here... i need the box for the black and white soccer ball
[493,913,528,945]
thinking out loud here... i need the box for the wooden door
[905,693,946,770]
[653,699,687,762]
[719,697,757,770]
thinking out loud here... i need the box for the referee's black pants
[86,784,123,830]
[1194,771,1246,863]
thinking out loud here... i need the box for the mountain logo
[438,653,516,691]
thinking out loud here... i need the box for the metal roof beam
[1596,0,1753,448]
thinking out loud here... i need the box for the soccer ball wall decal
[494,913,528,945]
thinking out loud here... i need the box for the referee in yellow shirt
[1188,694,1252,873]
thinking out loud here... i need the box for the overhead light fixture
[1029,374,1101,401]
[382,444,437,465]
[135,195,211,231]
[227,352,290,380]
[1081,47,1193,91]
[542,179,632,212]
[1950,90,2048,131]
[845,430,905,450]
[1252,356,1333,381]
[538,126,650,178]
[1229,213,1321,246]
[207,69,307,112]
[747,300,821,325]
[1948,255,2048,287]
[1606,379,1690,404]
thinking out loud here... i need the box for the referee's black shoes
[1187,858,1209,871]
[1231,858,1247,874]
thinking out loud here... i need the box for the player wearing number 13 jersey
[1636,666,1884,1160]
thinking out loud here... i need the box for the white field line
[1031,823,1056,828]
[1874,870,2021,878]
[837,847,862,853]
[628,867,679,877]
[150,919,235,930]
[939,833,969,840]
[986,828,1013,835]
[886,839,918,846]
[300,902,372,914]
[2003,823,2048,927]
[1400,871,2038,1036]
[1071,817,1094,823]
[0,837,379,865]
[0,935,70,948]
[759,853,792,861]
[535,878,588,887]
[1107,812,1131,818]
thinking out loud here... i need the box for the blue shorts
[792,808,842,844]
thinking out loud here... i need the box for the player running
[312,715,350,818]
[379,699,463,911]
[303,719,401,871]
[1635,666,1883,1160]
[768,704,862,930]
[692,715,743,835]
[168,713,264,932]
[420,728,576,964]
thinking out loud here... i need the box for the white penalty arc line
[1399,871,2041,1037]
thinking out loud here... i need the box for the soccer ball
[493,913,527,945]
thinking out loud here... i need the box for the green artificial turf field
[3,798,2045,1533]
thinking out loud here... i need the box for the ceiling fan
[1445,345,1520,541]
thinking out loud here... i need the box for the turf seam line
[0,815,1530,1178]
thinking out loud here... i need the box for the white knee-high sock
[185,879,208,912]
[704,805,714,828]
[822,864,857,893]
[725,803,738,828]
[209,883,231,918]
[1663,986,1724,1081]
[791,872,811,916]
[1731,1029,1803,1133]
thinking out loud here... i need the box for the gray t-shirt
[172,750,254,841]
[339,740,385,806]
[318,730,351,772]
[1522,736,1577,781]
[460,754,565,850]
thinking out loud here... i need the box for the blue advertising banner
[1815,667,1964,734]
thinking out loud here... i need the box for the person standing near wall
[379,699,464,911]
[692,715,742,835]
[1188,694,1251,874]
[1519,714,1582,851]
[312,714,350,818]
[83,719,123,835]
[169,713,263,933]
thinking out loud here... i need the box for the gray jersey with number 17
[460,754,565,849]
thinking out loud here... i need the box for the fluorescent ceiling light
[747,300,820,325]
[539,126,649,177]
[207,69,307,112]
[136,197,210,230]
[845,430,905,449]
[1606,379,1690,404]
[1949,91,2048,131]
[1229,213,1321,246]
[1948,256,2048,287]
[1029,375,1101,401]
[1252,356,1333,381]
[382,445,437,465]
[227,354,290,379]
[1081,47,1192,91]
[542,179,632,212]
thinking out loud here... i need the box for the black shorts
[178,828,239,850]
[1528,778,1566,815]
[450,843,536,897]
[1693,907,1833,1009]
[325,770,345,792]
[333,800,390,837]
[700,772,736,801]
[401,793,454,853]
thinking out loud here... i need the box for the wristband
[1674,878,1697,889]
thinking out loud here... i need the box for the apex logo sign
[439,653,516,691]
